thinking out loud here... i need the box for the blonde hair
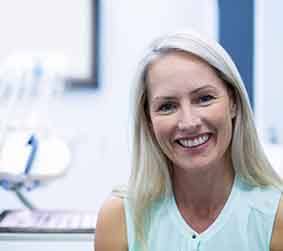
[126,30,283,247]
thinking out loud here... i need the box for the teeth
[178,134,209,148]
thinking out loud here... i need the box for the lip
[174,133,212,151]
[175,132,211,142]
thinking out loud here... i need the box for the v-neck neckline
[167,174,240,242]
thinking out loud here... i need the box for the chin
[173,155,220,171]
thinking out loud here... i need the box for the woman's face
[147,51,236,172]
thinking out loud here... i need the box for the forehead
[146,51,228,97]
[147,51,217,81]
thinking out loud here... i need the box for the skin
[271,196,283,250]
[147,51,236,232]
[94,51,283,250]
[95,196,127,251]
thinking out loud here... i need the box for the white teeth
[178,134,209,148]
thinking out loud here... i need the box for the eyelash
[155,95,215,113]
[157,102,177,113]
[197,95,215,104]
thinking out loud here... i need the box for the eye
[198,95,215,104]
[157,102,177,114]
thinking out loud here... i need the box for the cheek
[150,117,175,150]
[151,119,176,160]
[205,104,233,134]
[151,119,169,141]
[214,111,234,142]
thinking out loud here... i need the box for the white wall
[0,1,218,215]
[255,0,283,144]
[0,0,91,79]
[253,0,283,177]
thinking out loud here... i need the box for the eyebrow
[151,96,176,102]
[151,85,217,102]
[190,85,217,94]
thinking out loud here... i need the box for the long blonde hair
[126,30,283,247]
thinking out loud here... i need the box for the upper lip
[174,132,211,141]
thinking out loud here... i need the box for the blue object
[0,179,15,190]
[0,133,40,191]
[24,134,39,175]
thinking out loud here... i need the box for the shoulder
[237,177,281,215]
[271,194,283,251]
[95,196,128,251]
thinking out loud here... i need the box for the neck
[171,161,235,232]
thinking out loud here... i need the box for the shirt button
[192,234,197,239]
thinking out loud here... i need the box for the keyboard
[0,210,96,233]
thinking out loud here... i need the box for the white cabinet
[0,232,94,251]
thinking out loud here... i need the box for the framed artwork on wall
[0,0,98,88]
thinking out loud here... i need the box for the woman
[95,30,283,251]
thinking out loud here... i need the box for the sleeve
[247,186,282,249]
[123,198,135,251]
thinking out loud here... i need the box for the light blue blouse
[124,175,281,251]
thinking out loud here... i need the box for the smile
[177,134,210,148]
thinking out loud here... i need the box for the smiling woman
[147,51,236,175]
[95,30,283,251]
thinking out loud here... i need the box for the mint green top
[124,175,281,251]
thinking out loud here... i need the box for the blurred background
[0,0,281,216]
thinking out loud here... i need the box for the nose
[177,106,201,132]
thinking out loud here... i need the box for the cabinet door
[0,240,93,251]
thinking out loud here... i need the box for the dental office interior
[0,0,282,250]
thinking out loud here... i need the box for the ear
[227,87,237,118]
[230,101,237,118]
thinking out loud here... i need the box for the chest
[177,205,223,234]
[144,213,269,251]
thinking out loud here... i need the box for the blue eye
[158,102,176,113]
[198,95,215,104]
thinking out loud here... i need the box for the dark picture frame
[68,0,99,88]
